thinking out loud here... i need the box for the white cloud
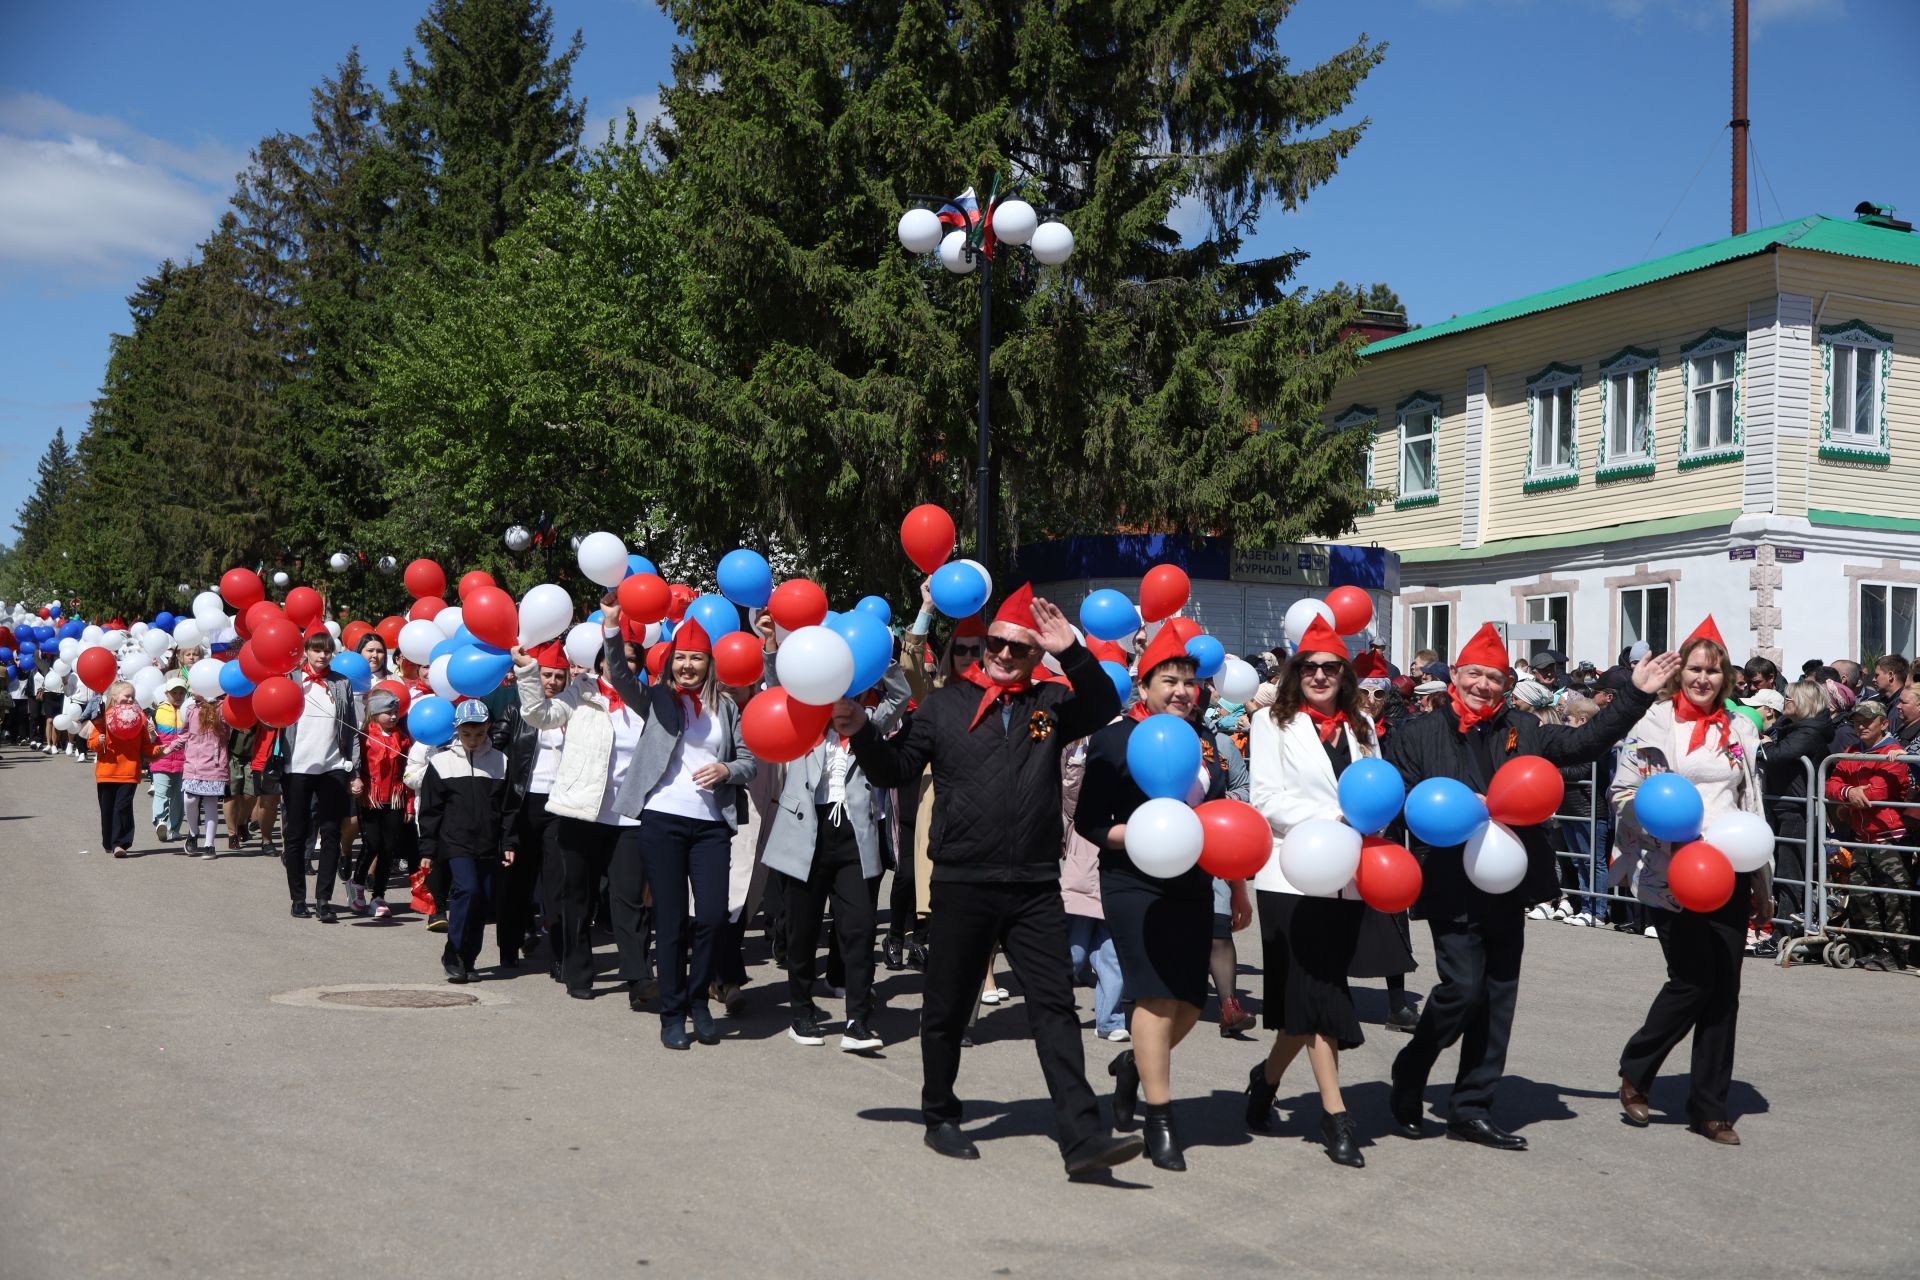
[587,91,667,145]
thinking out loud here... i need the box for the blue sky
[3,0,1915,526]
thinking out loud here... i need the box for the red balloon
[243,600,283,635]
[767,578,829,632]
[252,675,304,728]
[741,688,832,763]
[284,586,324,630]
[1667,841,1735,913]
[220,567,264,612]
[251,616,303,671]
[1324,585,1373,636]
[374,678,412,715]
[667,584,695,623]
[409,596,446,622]
[1356,836,1424,913]
[617,573,672,625]
[457,570,495,602]
[900,504,957,574]
[403,559,446,600]
[1139,564,1190,623]
[712,631,765,687]
[1486,755,1565,827]
[237,642,277,685]
[645,641,672,682]
[341,621,373,651]
[106,703,146,741]
[1194,798,1272,880]
[463,585,519,651]
[221,693,258,730]
[75,646,118,692]
[374,616,405,649]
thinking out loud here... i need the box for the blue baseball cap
[453,699,491,725]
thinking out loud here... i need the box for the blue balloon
[930,562,989,618]
[1634,773,1704,843]
[408,695,456,746]
[61,620,84,639]
[429,634,464,664]
[834,612,893,697]
[687,592,742,640]
[854,595,893,626]
[1337,757,1407,836]
[1184,634,1226,679]
[449,625,479,648]
[152,612,176,633]
[625,553,658,579]
[1404,777,1491,848]
[0,647,11,662]
[18,654,35,672]
[330,650,372,694]
[1126,712,1203,801]
[658,620,674,643]
[47,604,60,618]
[715,549,773,609]
[447,644,512,698]
[18,639,36,655]
[218,661,257,698]
[587,609,604,624]
[1079,589,1141,642]
[1099,659,1134,707]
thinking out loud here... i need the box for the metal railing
[1794,752,1920,970]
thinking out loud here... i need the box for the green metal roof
[1364,214,1920,356]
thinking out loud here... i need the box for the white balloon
[1463,821,1530,895]
[1284,598,1337,647]
[171,619,204,650]
[427,654,457,701]
[435,606,465,639]
[53,714,74,733]
[101,630,127,650]
[132,666,166,708]
[957,558,994,606]
[131,622,149,637]
[192,591,225,622]
[1216,656,1260,703]
[58,637,79,662]
[142,630,172,659]
[504,525,532,553]
[1279,818,1363,897]
[1703,811,1775,873]
[272,571,290,588]
[324,620,342,640]
[776,626,856,706]
[518,583,574,647]
[937,228,975,275]
[563,622,604,671]
[188,657,225,700]
[1030,219,1074,265]
[992,198,1038,247]
[50,659,71,678]
[576,531,629,588]
[642,621,661,649]
[398,619,445,666]
[1124,796,1205,878]
[896,206,943,254]
[82,625,102,644]
[329,552,351,572]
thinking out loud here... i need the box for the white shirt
[811,733,855,806]
[529,726,566,795]
[643,697,725,822]
[598,704,645,827]
[287,678,346,775]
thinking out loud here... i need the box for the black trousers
[1392,909,1525,1122]
[824,873,885,990]
[280,770,349,905]
[96,781,136,851]
[499,790,558,959]
[1619,879,1748,1125]
[355,807,403,898]
[640,811,732,1020]
[786,807,876,1022]
[888,784,923,940]
[921,879,1103,1161]
[557,818,648,994]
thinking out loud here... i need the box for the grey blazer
[760,667,912,881]
[600,629,758,830]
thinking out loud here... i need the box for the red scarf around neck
[678,687,704,720]
[1303,705,1349,745]
[1673,695,1730,754]
[596,677,624,713]
[302,664,332,687]
[1448,686,1501,735]
[960,663,1033,731]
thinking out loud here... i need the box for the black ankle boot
[1321,1110,1364,1168]
[1141,1101,1186,1172]
[1108,1050,1140,1129]
[1244,1061,1280,1132]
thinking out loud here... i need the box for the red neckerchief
[596,677,624,713]
[1126,702,1152,723]
[678,687,704,720]
[1448,686,1500,735]
[961,663,1033,731]
[302,664,332,687]
[1303,705,1348,745]
[1673,696,1730,754]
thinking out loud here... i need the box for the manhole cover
[318,988,477,1009]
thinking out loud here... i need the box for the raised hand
[1631,650,1681,694]
[1029,597,1078,655]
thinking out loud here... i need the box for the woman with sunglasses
[1073,624,1230,1171]
[1244,616,1377,1168]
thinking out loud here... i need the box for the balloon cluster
[1632,774,1773,911]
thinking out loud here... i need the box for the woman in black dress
[1244,616,1376,1167]
[1074,625,1229,1171]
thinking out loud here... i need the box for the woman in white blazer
[1245,617,1374,1168]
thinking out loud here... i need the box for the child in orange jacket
[87,680,159,857]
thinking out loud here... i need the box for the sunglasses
[1296,660,1346,677]
[983,636,1035,660]
[951,642,982,657]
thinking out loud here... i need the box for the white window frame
[1410,602,1451,664]
[1858,582,1918,663]
[1524,593,1570,657]
[1597,346,1657,480]
[1619,584,1672,654]
[1523,363,1580,491]
[1334,405,1380,511]
[1820,320,1893,464]
[1394,392,1442,508]
[1679,330,1743,469]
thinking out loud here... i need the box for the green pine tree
[12,427,79,568]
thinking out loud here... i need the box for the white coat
[1248,707,1375,898]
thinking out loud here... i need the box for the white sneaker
[980,989,1005,1005]
[371,899,391,919]
[1526,904,1550,921]
[1643,926,1659,939]
[840,1021,882,1052]
[1551,900,1572,920]
[1101,1028,1131,1042]
[1565,912,1591,927]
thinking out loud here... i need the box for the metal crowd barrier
[1787,752,1920,970]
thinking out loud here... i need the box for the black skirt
[1101,866,1212,1009]
[1257,890,1365,1049]
[1349,906,1417,979]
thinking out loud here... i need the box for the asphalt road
[2,741,1915,1279]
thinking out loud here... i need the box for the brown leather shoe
[1619,1077,1651,1126]
[1691,1119,1741,1145]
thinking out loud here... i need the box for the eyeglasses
[1296,660,1346,677]
[951,643,982,657]
[983,636,1035,660]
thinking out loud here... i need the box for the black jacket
[1758,711,1830,839]
[1074,716,1227,899]
[850,641,1119,884]
[416,741,516,862]
[1383,684,1654,917]
[490,702,542,803]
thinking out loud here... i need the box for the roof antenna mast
[1731,0,1749,234]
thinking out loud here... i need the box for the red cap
[529,639,569,671]
[672,619,711,654]
[1454,622,1508,672]
[953,615,987,640]
[302,620,331,641]
[1164,617,1202,645]
[1390,674,1416,698]
[1295,615,1347,660]
[1683,614,1724,649]
[1352,650,1388,680]
[1135,624,1195,678]
[990,584,1038,634]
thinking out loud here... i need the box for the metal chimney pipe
[1732,0,1749,234]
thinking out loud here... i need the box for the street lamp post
[897,181,1074,573]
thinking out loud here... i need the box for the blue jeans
[1561,818,1611,920]
[445,857,500,969]
[150,772,183,836]
[1067,914,1125,1035]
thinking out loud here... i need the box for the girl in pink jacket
[181,697,232,857]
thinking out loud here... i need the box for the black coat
[1073,716,1228,894]
[850,641,1119,884]
[1758,711,1830,840]
[1382,685,1654,917]
[490,702,541,803]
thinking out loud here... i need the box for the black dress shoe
[499,949,519,970]
[1385,1003,1419,1033]
[444,959,469,984]
[1388,1081,1427,1138]
[1321,1111,1364,1167]
[1108,1050,1140,1129]
[567,987,594,1000]
[1064,1132,1145,1177]
[549,962,564,983]
[290,902,311,919]
[314,903,338,924]
[924,1122,979,1160]
[628,981,651,1013]
[1141,1102,1186,1172]
[1244,1061,1280,1133]
[1446,1117,1527,1151]
[659,1018,692,1051]
[906,940,927,971]
[690,1005,720,1045]
[882,935,907,971]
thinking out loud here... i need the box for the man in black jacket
[492,639,572,973]
[839,585,1142,1176]
[1383,622,1675,1150]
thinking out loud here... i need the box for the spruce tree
[12,428,78,566]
